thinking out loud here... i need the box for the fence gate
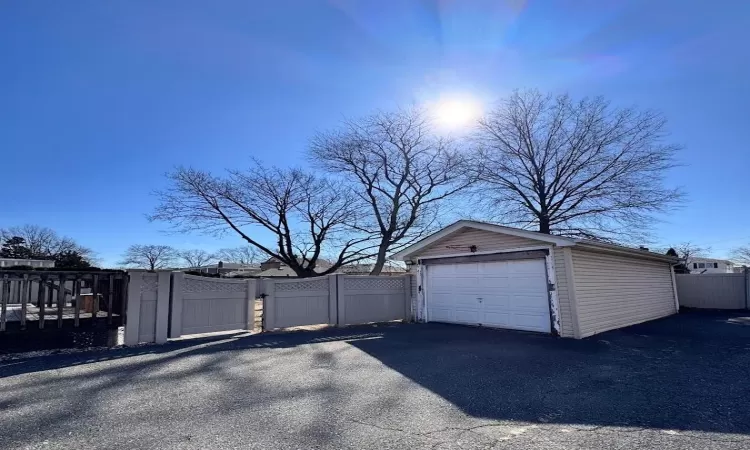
[169,273,256,338]
[263,277,336,329]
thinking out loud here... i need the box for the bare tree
[178,249,217,268]
[664,242,711,273]
[471,89,683,242]
[311,108,473,275]
[672,242,711,263]
[730,245,750,266]
[119,245,177,270]
[216,246,263,265]
[150,162,380,277]
[0,224,94,262]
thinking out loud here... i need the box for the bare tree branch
[310,107,474,274]
[150,161,380,277]
[119,245,177,270]
[0,225,95,263]
[216,247,263,265]
[730,245,750,266]
[178,249,217,268]
[470,89,684,243]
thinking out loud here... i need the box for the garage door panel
[511,293,549,308]
[454,309,481,324]
[510,313,550,332]
[429,306,480,324]
[507,259,545,274]
[430,292,462,307]
[481,294,511,310]
[477,276,510,289]
[426,259,551,333]
[481,311,510,327]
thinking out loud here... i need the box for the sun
[433,96,483,130]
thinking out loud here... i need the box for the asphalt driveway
[2,310,749,449]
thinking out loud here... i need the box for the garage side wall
[571,249,677,338]
[553,248,575,338]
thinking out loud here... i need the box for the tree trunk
[369,243,390,276]
[295,267,320,278]
[538,215,551,234]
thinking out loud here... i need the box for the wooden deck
[4,305,119,323]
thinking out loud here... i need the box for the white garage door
[426,259,551,333]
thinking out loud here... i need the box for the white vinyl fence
[170,273,256,337]
[263,277,335,329]
[676,271,750,310]
[125,271,170,345]
[124,272,415,345]
[263,274,413,330]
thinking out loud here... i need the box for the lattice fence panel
[275,278,329,292]
[184,277,248,294]
[344,277,404,291]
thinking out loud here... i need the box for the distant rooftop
[0,258,55,268]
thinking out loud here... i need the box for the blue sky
[1,0,748,266]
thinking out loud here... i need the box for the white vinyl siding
[415,228,545,259]
[553,248,575,337]
[571,249,677,338]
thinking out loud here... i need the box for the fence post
[403,274,412,321]
[262,279,275,331]
[154,271,171,344]
[246,279,257,331]
[328,274,339,326]
[169,272,185,339]
[124,272,143,346]
[336,274,346,326]
[745,267,749,310]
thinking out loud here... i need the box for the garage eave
[390,220,576,261]
[574,241,680,264]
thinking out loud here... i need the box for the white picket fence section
[123,272,415,345]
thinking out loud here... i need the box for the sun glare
[434,96,483,131]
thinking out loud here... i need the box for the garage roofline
[389,220,575,261]
[389,219,679,264]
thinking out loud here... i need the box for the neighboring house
[733,266,748,274]
[340,263,407,275]
[391,220,680,339]
[686,257,734,274]
[0,258,55,268]
[254,261,407,278]
[255,257,335,278]
[255,265,302,278]
[223,265,262,277]
[183,261,260,276]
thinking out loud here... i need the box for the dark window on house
[693,263,698,269]
[698,263,705,268]
[714,263,719,269]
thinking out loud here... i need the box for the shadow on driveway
[347,310,750,435]
[1,309,749,440]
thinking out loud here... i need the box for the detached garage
[392,220,680,339]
